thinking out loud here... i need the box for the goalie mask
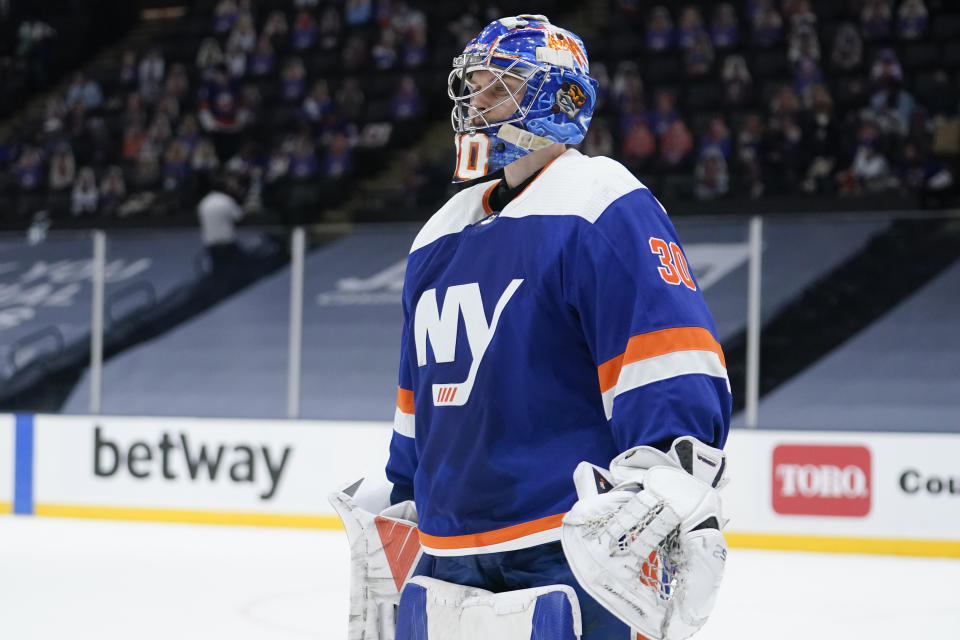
[449,15,598,182]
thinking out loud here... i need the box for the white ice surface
[2,516,959,639]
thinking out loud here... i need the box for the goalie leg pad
[395,576,582,640]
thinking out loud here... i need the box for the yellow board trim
[24,506,960,559]
[34,504,343,530]
[726,532,960,558]
[0,501,11,514]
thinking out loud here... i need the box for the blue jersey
[386,150,731,556]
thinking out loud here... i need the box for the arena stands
[1,0,958,229]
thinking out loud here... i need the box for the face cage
[447,54,550,135]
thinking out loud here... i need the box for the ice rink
[2,516,959,639]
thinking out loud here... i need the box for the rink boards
[2,413,959,557]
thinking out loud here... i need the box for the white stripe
[421,526,561,556]
[393,408,415,438]
[409,181,493,254]
[602,350,730,419]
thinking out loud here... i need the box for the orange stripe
[419,513,565,550]
[481,179,500,215]
[597,327,725,394]
[397,387,415,414]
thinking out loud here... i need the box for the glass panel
[752,211,960,432]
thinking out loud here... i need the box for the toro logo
[772,445,871,517]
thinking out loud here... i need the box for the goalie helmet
[448,15,598,182]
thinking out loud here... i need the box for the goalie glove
[561,436,727,640]
[329,479,423,640]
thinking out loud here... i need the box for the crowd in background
[584,0,960,202]
[1,0,959,225]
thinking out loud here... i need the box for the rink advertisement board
[3,414,959,557]
[722,429,960,557]
[0,414,12,513]
[22,414,393,527]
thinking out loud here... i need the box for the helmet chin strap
[497,123,555,151]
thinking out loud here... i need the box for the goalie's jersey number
[649,237,696,291]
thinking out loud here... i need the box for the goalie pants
[414,541,631,640]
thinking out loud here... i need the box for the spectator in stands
[192,138,220,174]
[117,50,138,90]
[801,84,841,193]
[784,0,816,28]
[177,115,200,151]
[324,132,353,179]
[196,38,225,73]
[65,72,103,111]
[869,48,903,85]
[684,32,714,76]
[721,54,753,106]
[898,141,953,200]
[225,43,247,79]
[263,10,289,49]
[677,6,707,50]
[582,118,615,158]
[392,75,421,121]
[157,94,180,122]
[838,119,894,193]
[303,80,334,126]
[162,140,192,191]
[16,146,44,192]
[794,56,823,106]
[292,10,318,51]
[647,89,680,136]
[43,97,65,133]
[238,84,261,125]
[861,0,892,41]
[249,37,275,77]
[336,77,366,122]
[764,110,807,192]
[372,29,399,70]
[769,84,801,119]
[122,122,146,160]
[165,63,190,101]
[16,19,56,90]
[343,35,368,72]
[590,61,611,112]
[788,22,820,65]
[48,142,75,191]
[736,113,765,197]
[227,12,257,54]
[99,166,126,215]
[710,3,739,50]
[830,22,863,71]
[401,20,428,69]
[897,0,928,40]
[280,57,307,102]
[345,0,373,26]
[700,116,731,160]
[611,61,643,112]
[135,148,160,189]
[138,48,165,104]
[295,0,319,8]
[266,142,291,183]
[319,6,342,50]
[618,96,646,139]
[753,5,783,47]
[213,0,239,34]
[621,118,656,170]
[659,119,694,167]
[645,6,675,52]
[289,134,318,181]
[694,147,729,200]
[71,167,98,215]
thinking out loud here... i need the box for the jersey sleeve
[563,187,731,452]
[385,272,418,504]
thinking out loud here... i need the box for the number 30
[649,237,696,291]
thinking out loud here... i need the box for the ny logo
[414,279,523,406]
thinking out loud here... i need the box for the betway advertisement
[0,414,12,512]
[723,430,960,541]
[30,415,393,520]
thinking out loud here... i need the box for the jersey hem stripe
[597,326,725,394]
[418,512,565,551]
[421,525,563,556]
